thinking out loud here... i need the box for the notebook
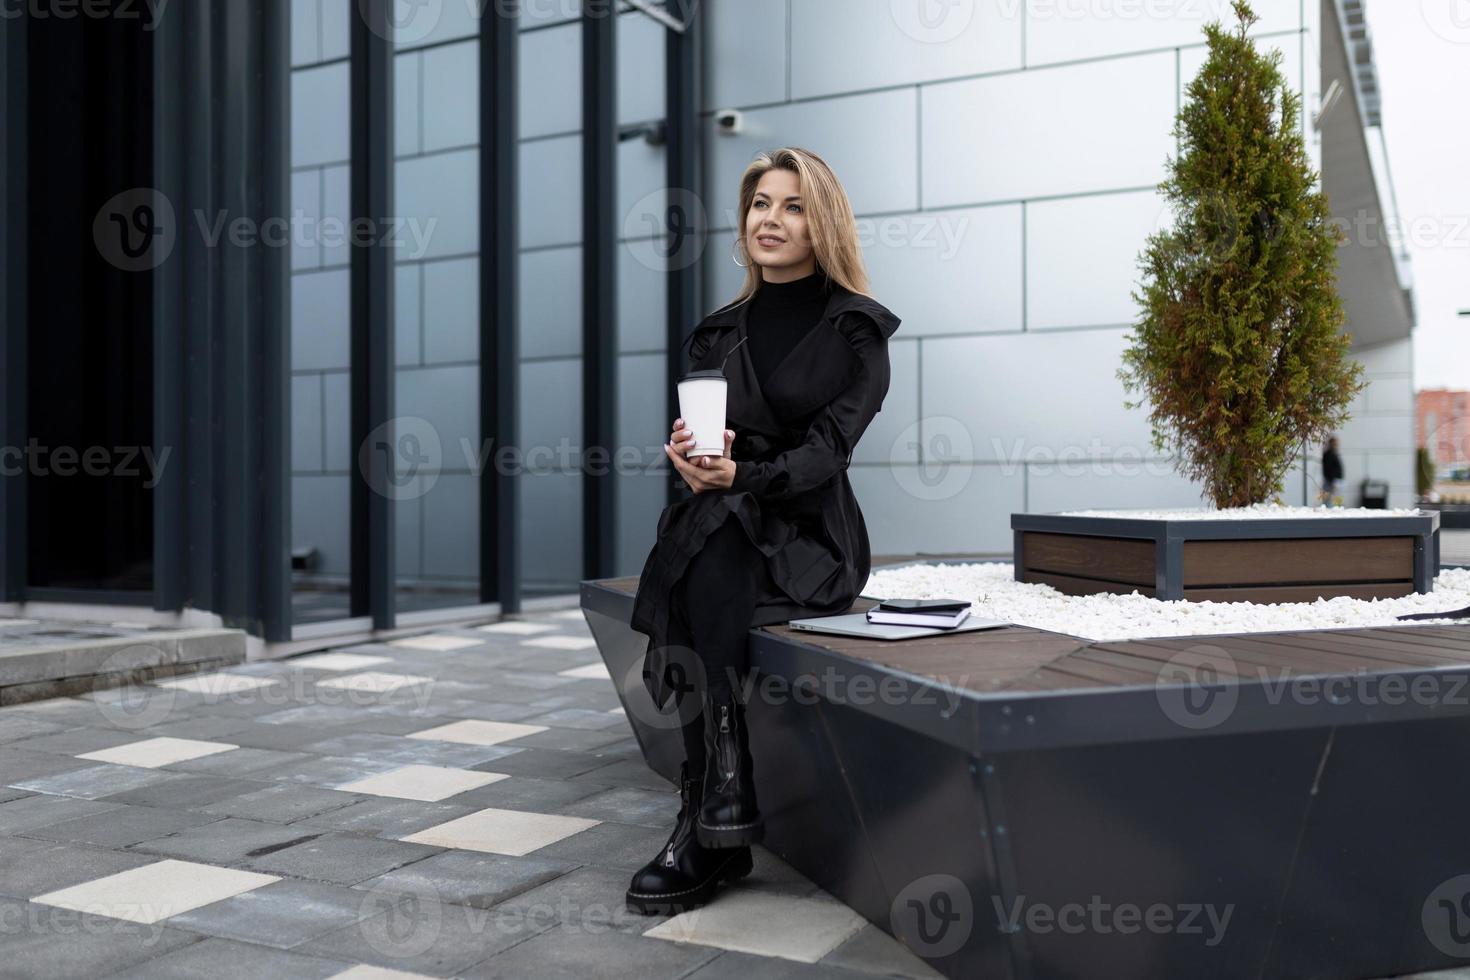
[786,612,1010,641]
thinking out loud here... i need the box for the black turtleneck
[747,271,831,387]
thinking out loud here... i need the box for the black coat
[1322,447,1343,482]
[628,281,902,711]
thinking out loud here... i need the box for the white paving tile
[551,609,587,621]
[327,966,439,979]
[77,737,237,769]
[556,662,611,680]
[642,888,866,963]
[314,671,434,693]
[288,652,392,671]
[521,635,597,651]
[32,859,278,925]
[477,621,558,635]
[389,634,483,652]
[607,706,626,715]
[405,719,547,746]
[401,806,599,856]
[152,673,281,695]
[334,764,508,802]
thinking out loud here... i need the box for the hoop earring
[731,237,751,268]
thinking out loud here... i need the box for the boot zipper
[663,840,676,867]
[720,705,729,733]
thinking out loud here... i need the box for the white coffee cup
[676,370,728,459]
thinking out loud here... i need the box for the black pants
[667,511,773,774]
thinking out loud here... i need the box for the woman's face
[744,168,816,281]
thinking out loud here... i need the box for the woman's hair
[718,147,872,312]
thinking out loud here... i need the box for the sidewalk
[0,608,941,979]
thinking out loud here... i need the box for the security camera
[714,109,744,135]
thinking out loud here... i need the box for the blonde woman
[626,147,901,914]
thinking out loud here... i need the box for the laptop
[786,611,1011,641]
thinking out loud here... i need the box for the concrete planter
[1011,510,1441,603]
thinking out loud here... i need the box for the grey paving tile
[162,746,313,776]
[444,774,608,812]
[0,787,31,804]
[197,783,365,822]
[564,758,672,792]
[297,732,521,768]
[487,865,653,934]
[7,698,112,725]
[290,797,479,838]
[353,849,578,910]
[0,715,70,744]
[165,878,385,948]
[494,671,584,691]
[21,802,224,848]
[11,763,195,801]
[468,747,620,780]
[818,923,947,979]
[555,786,679,829]
[0,746,98,783]
[222,721,357,752]
[0,838,156,899]
[0,898,202,978]
[516,707,630,731]
[424,699,555,723]
[461,922,722,979]
[683,950,871,979]
[0,794,124,834]
[531,821,673,874]
[263,755,407,788]
[503,726,630,753]
[129,817,326,864]
[132,714,259,740]
[242,832,442,886]
[298,894,552,976]
[99,774,270,809]
[98,936,350,979]
[254,703,375,726]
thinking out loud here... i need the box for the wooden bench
[581,559,1470,979]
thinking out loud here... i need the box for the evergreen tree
[1118,0,1367,509]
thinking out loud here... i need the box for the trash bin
[1360,478,1389,509]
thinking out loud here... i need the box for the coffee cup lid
[678,369,727,383]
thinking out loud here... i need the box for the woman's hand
[666,418,737,493]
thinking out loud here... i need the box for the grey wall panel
[398,492,423,579]
[290,62,351,167]
[519,470,582,592]
[396,262,422,366]
[323,371,352,472]
[519,357,582,467]
[1025,189,1164,331]
[616,6,664,123]
[519,246,582,359]
[291,269,351,371]
[396,50,422,157]
[617,138,667,244]
[291,375,325,472]
[519,136,581,248]
[705,0,787,110]
[396,148,480,258]
[422,39,478,152]
[291,0,320,66]
[520,21,581,138]
[850,463,1025,557]
[321,163,351,268]
[398,365,480,461]
[422,474,480,578]
[852,337,919,466]
[617,239,667,353]
[320,0,350,60]
[1026,0,1300,67]
[1026,464,1210,515]
[790,0,1021,99]
[864,203,1023,335]
[705,89,919,220]
[291,169,323,270]
[293,474,353,576]
[423,256,480,363]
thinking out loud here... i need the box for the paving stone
[32,858,278,925]
[461,921,722,980]
[516,708,630,732]
[288,652,393,671]
[166,878,388,948]
[7,698,110,725]
[531,820,673,874]
[298,895,552,976]
[493,670,584,690]
[487,865,651,933]
[502,726,631,753]
[0,793,124,834]
[420,699,552,723]
[254,704,378,727]
[554,786,679,829]
[243,832,442,886]
[79,736,239,769]
[352,849,577,910]
[264,755,407,788]
[300,733,520,769]
[22,802,224,848]
[134,714,259,740]
[0,838,157,899]
[477,621,559,636]
[335,765,507,802]
[130,817,328,864]
[817,923,947,979]
[642,889,866,964]
[0,746,107,784]
[198,783,365,822]
[0,786,31,804]
[0,715,70,743]
[291,797,481,839]
[566,758,675,792]
[97,937,350,979]
[99,774,269,809]
[163,746,314,776]
[223,724,364,755]
[0,898,202,978]
[9,726,142,756]
[681,950,870,979]
[442,774,608,813]
[12,763,196,801]
[401,807,600,857]
[467,748,618,781]
[406,719,548,747]
[389,635,485,652]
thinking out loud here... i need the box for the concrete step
[0,620,246,705]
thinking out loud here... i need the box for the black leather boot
[695,687,765,848]
[625,760,753,915]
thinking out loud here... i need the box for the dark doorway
[25,6,155,594]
